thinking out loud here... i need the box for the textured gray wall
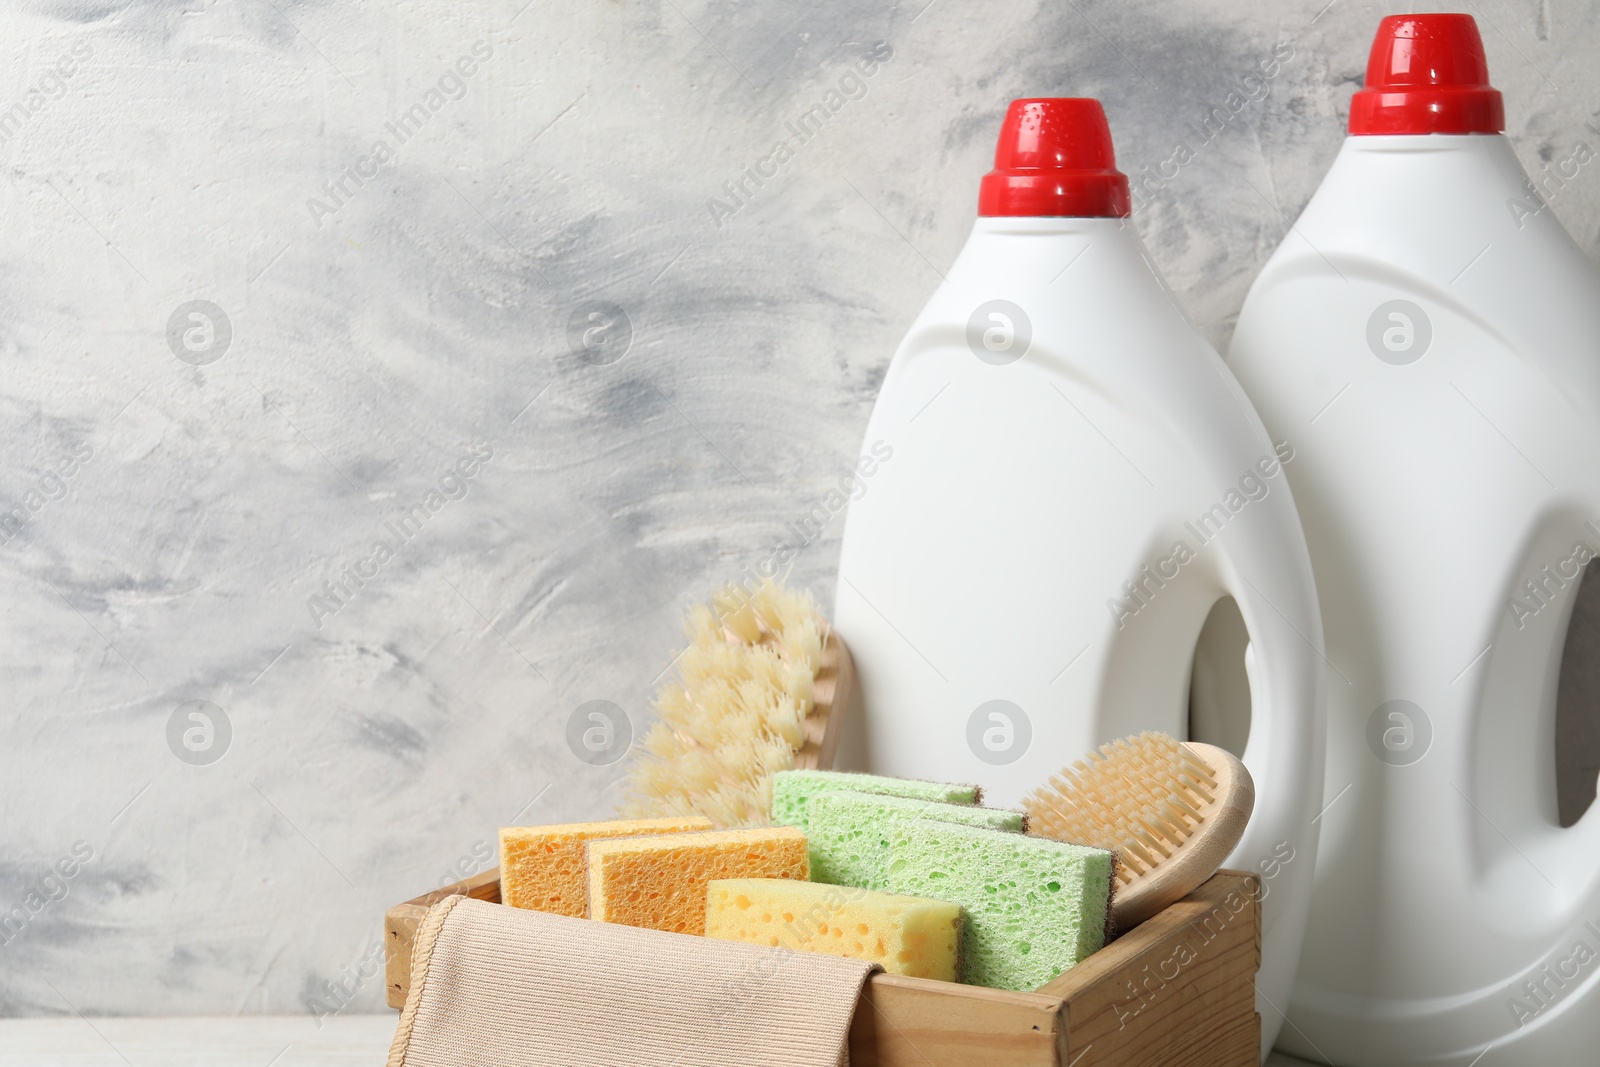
[3,0,1599,1019]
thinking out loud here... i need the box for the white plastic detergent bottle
[1227,14,1600,1064]
[833,98,1326,1052]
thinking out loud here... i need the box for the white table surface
[0,1015,1327,1065]
[0,1016,397,1066]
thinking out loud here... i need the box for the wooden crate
[385,866,1260,1065]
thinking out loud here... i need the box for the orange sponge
[588,827,809,934]
[499,817,712,917]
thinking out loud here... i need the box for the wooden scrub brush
[1023,731,1254,930]
[620,579,854,829]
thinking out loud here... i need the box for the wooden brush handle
[1111,742,1254,931]
[796,623,854,772]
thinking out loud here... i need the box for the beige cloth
[387,895,879,1067]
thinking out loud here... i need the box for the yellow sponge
[499,817,712,917]
[588,827,808,934]
[706,878,963,981]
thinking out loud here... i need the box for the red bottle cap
[1349,14,1504,135]
[978,99,1131,217]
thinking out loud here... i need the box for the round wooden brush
[1023,732,1254,930]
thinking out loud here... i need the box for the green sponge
[770,769,980,833]
[799,790,1025,891]
[883,819,1114,992]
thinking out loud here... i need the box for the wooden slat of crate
[385,866,501,1009]
[384,867,1260,1066]
[1042,870,1261,1066]
[848,975,1067,1066]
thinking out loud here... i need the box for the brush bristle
[1022,732,1218,886]
[619,579,822,829]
